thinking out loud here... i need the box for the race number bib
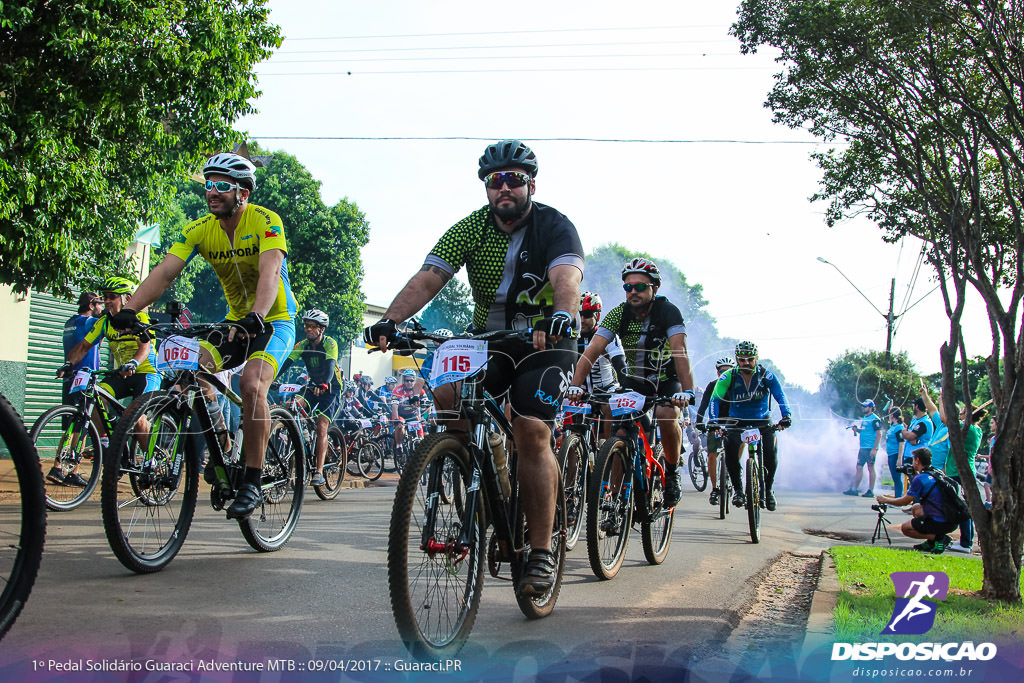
[278,383,302,398]
[429,340,488,387]
[609,391,646,417]
[156,335,200,372]
[69,370,91,394]
[741,428,761,444]
[406,421,421,430]
[358,419,372,429]
[561,399,592,415]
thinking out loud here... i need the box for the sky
[235,0,999,392]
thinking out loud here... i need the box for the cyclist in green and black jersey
[278,309,342,486]
[364,140,583,597]
[567,258,696,508]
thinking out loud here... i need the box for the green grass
[829,546,1024,641]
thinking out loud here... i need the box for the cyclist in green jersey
[365,140,584,596]
[567,258,696,508]
[112,152,297,520]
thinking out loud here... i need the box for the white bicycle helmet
[302,308,329,328]
[435,328,454,338]
[621,257,662,286]
[715,356,735,369]
[203,152,257,190]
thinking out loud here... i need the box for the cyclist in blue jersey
[709,341,792,510]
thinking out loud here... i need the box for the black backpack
[921,467,971,525]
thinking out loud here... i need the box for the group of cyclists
[51,139,792,608]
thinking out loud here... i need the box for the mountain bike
[716,443,731,520]
[386,328,567,659]
[278,382,345,500]
[709,420,779,543]
[557,396,602,551]
[0,392,46,641]
[100,321,305,573]
[30,369,129,511]
[585,380,675,580]
[687,437,708,492]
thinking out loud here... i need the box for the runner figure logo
[882,571,949,635]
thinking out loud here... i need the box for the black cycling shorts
[299,387,338,419]
[481,337,577,424]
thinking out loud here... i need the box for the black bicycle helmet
[478,140,538,179]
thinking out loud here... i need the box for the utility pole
[885,277,895,363]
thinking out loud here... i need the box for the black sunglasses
[483,171,531,190]
[622,282,651,293]
[580,311,597,319]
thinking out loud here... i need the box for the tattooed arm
[381,264,453,324]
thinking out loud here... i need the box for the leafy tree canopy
[153,146,370,342]
[417,279,473,334]
[0,0,281,294]
[820,348,922,420]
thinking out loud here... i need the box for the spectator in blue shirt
[61,291,103,406]
[884,407,907,498]
[843,399,885,497]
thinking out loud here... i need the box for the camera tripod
[871,505,892,545]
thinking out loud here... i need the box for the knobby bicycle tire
[586,436,633,580]
[388,433,483,660]
[100,391,198,574]
[0,393,46,641]
[556,431,587,551]
[313,425,346,501]
[688,448,708,492]
[357,440,385,481]
[641,444,674,565]
[746,455,760,544]
[718,453,729,520]
[239,406,305,551]
[512,469,567,619]
[30,404,102,511]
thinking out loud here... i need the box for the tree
[152,147,370,341]
[924,355,988,399]
[417,279,473,333]
[0,0,281,295]
[821,349,922,419]
[734,0,1024,601]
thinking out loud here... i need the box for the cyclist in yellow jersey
[112,152,297,520]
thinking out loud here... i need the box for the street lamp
[817,257,896,360]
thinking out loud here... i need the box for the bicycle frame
[601,394,669,523]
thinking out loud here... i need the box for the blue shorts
[200,320,296,375]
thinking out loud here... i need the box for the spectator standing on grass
[918,384,950,471]
[901,396,934,465]
[943,403,986,554]
[884,407,907,498]
[843,399,885,497]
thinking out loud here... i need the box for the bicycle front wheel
[239,406,305,551]
[718,453,729,520]
[586,436,633,580]
[513,472,567,619]
[0,393,46,640]
[746,455,760,544]
[557,431,587,551]
[388,433,483,660]
[313,425,346,501]
[642,444,674,565]
[30,404,102,511]
[357,440,385,481]
[688,448,708,492]
[101,391,198,574]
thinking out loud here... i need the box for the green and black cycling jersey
[594,296,686,383]
[280,336,343,392]
[424,203,585,331]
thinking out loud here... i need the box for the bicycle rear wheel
[513,472,567,619]
[313,425,345,501]
[556,431,587,551]
[642,444,674,564]
[239,406,305,551]
[30,404,101,511]
[718,453,729,519]
[0,393,46,640]
[688,448,708,492]
[746,455,760,544]
[388,433,483,660]
[357,440,385,481]
[101,391,198,574]
[586,436,633,580]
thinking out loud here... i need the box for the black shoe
[732,491,746,508]
[517,549,557,597]
[932,534,953,555]
[709,489,719,506]
[63,471,89,488]
[766,490,777,511]
[46,467,66,486]
[663,470,681,508]
[599,518,621,537]
[913,539,936,552]
[226,482,262,520]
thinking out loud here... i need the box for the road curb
[800,549,839,661]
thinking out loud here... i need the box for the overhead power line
[270,51,742,64]
[284,25,731,41]
[257,65,773,76]
[244,135,826,144]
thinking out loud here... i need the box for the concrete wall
[0,286,31,413]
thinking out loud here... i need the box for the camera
[871,503,887,512]
[898,463,916,477]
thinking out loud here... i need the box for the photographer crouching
[874,447,957,554]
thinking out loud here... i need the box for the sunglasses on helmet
[483,171,531,190]
[622,282,651,293]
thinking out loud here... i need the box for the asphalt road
[1,474,874,680]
